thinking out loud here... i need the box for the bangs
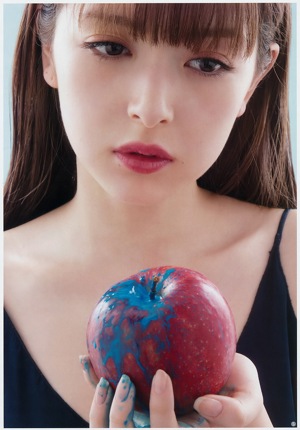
[77,3,259,57]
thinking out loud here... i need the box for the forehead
[73,3,258,56]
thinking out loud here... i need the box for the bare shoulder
[4,221,37,291]
[5,210,56,266]
[4,206,68,313]
[220,199,296,315]
[5,217,45,310]
[280,209,297,315]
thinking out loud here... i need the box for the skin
[83,353,272,428]
[44,7,260,208]
[4,4,296,428]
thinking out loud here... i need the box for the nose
[127,67,174,128]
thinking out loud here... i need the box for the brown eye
[100,42,127,56]
[187,57,232,77]
[85,41,130,57]
[197,58,222,73]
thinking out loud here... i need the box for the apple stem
[150,276,160,300]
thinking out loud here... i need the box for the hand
[80,356,179,428]
[80,353,273,428]
[193,353,273,427]
[80,356,193,427]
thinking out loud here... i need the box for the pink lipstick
[113,143,173,174]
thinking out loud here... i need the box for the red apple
[86,266,236,415]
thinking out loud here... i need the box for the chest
[5,232,273,423]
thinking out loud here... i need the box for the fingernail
[152,369,168,394]
[79,355,97,387]
[96,377,109,405]
[119,374,133,402]
[79,355,89,372]
[194,398,223,418]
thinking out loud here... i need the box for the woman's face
[43,5,262,205]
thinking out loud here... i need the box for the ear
[237,43,280,117]
[42,44,58,89]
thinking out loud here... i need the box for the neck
[65,163,211,255]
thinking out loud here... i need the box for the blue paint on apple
[89,270,177,390]
[87,266,236,415]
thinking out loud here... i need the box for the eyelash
[83,41,234,77]
[187,58,233,78]
[83,41,130,59]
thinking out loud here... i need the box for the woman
[4,3,296,427]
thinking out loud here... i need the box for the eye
[187,57,232,76]
[84,41,130,58]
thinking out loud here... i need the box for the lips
[113,143,173,174]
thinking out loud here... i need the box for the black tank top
[4,209,296,427]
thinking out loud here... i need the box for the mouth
[113,143,173,174]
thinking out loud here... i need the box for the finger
[194,395,239,427]
[89,377,114,428]
[149,369,178,428]
[194,393,268,428]
[109,375,136,428]
[79,355,99,388]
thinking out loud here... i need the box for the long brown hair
[4,3,297,231]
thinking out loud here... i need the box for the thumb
[193,353,270,427]
[193,389,269,428]
[194,394,246,427]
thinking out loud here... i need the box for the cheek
[202,81,246,121]
[183,88,242,146]
[54,57,119,159]
[56,59,102,120]
[179,81,250,179]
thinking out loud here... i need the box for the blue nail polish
[119,374,134,402]
[99,377,109,388]
[96,377,110,405]
[80,356,90,373]
[121,374,130,385]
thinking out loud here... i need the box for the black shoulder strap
[274,209,290,248]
